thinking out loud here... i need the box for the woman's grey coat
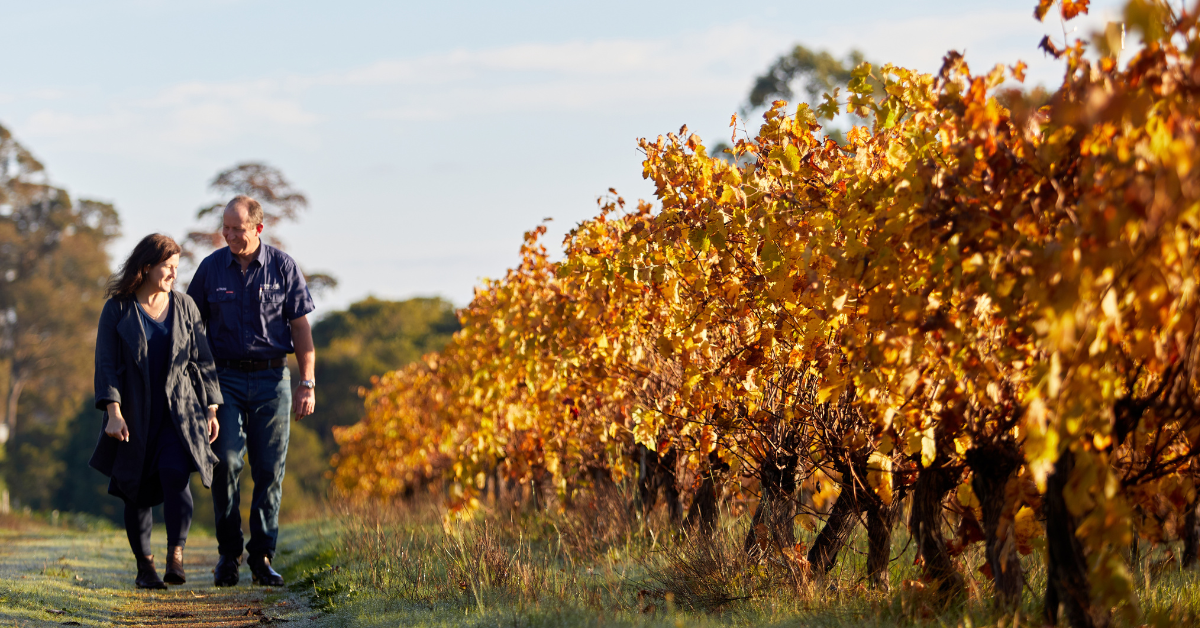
[89,292,224,506]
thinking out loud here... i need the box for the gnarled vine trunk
[589,465,622,506]
[864,493,903,590]
[910,463,964,600]
[685,452,728,536]
[636,445,682,524]
[1043,450,1108,628]
[807,487,859,574]
[806,454,899,587]
[1181,496,1200,569]
[966,442,1024,609]
[744,448,799,554]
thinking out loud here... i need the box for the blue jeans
[211,366,291,559]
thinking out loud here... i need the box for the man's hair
[105,234,182,298]
[225,195,264,226]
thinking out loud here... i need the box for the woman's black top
[136,299,193,474]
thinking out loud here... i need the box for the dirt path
[118,533,314,628]
[0,517,322,628]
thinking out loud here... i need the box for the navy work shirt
[186,244,315,361]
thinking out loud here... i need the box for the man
[187,195,316,587]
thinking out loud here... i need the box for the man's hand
[207,405,220,443]
[105,402,130,441]
[293,386,315,420]
[289,314,316,421]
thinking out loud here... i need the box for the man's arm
[290,315,315,419]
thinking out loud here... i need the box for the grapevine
[334,3,1200,625]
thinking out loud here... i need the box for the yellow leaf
[921,426,936,468]
[867,451,894,505]
[1048,352,1062,398]
[1014,506,1041,543]
[956,482,980,510]
[1101,289,1120,327]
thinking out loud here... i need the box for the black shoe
[248,554,284,586]
[135,555,167,590]
[213,553,241,587]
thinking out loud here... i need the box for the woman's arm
[94,299,124,410]
[95,301,130,441]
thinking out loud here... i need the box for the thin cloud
[14,24,784,152]
[13,9,1113,157]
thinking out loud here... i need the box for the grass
[290,495,1200,628]
[5,498,1200,627]
[0,513,137,626]
[0,511,322,627]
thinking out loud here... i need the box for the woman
[89,234,223,589]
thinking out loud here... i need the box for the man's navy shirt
[187,244,315,361]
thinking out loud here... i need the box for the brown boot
[164,546,186,584]
[135,555,166,589]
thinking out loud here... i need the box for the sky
[0,0,1133,314]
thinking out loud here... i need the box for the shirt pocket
[211,290,238,331]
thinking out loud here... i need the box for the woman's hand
[207,405,220,444]
[105,402,130,442]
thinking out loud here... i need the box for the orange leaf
[1061,0,1090,20]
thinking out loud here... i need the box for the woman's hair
[105,234,182,299]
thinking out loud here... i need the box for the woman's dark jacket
[89,292,224,505]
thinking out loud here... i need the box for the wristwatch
[299,379,316,389]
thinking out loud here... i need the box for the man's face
[223,206,262,255]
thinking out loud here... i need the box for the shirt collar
[224,242,270,268]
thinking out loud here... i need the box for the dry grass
[641,522,807,612]
[296,491,1200,628]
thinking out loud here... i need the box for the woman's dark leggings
[123,468,193,558]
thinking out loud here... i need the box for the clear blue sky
[0,0,1127,312]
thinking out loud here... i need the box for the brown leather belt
[216,358,286,371]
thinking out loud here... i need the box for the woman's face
[143,254,180,294]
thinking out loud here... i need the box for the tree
[0,123,119,512]
[188,162,308,250]
[309,296,459,446]
[186,162,337,293]
[740,44,883,148]
[746,45,872,112]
